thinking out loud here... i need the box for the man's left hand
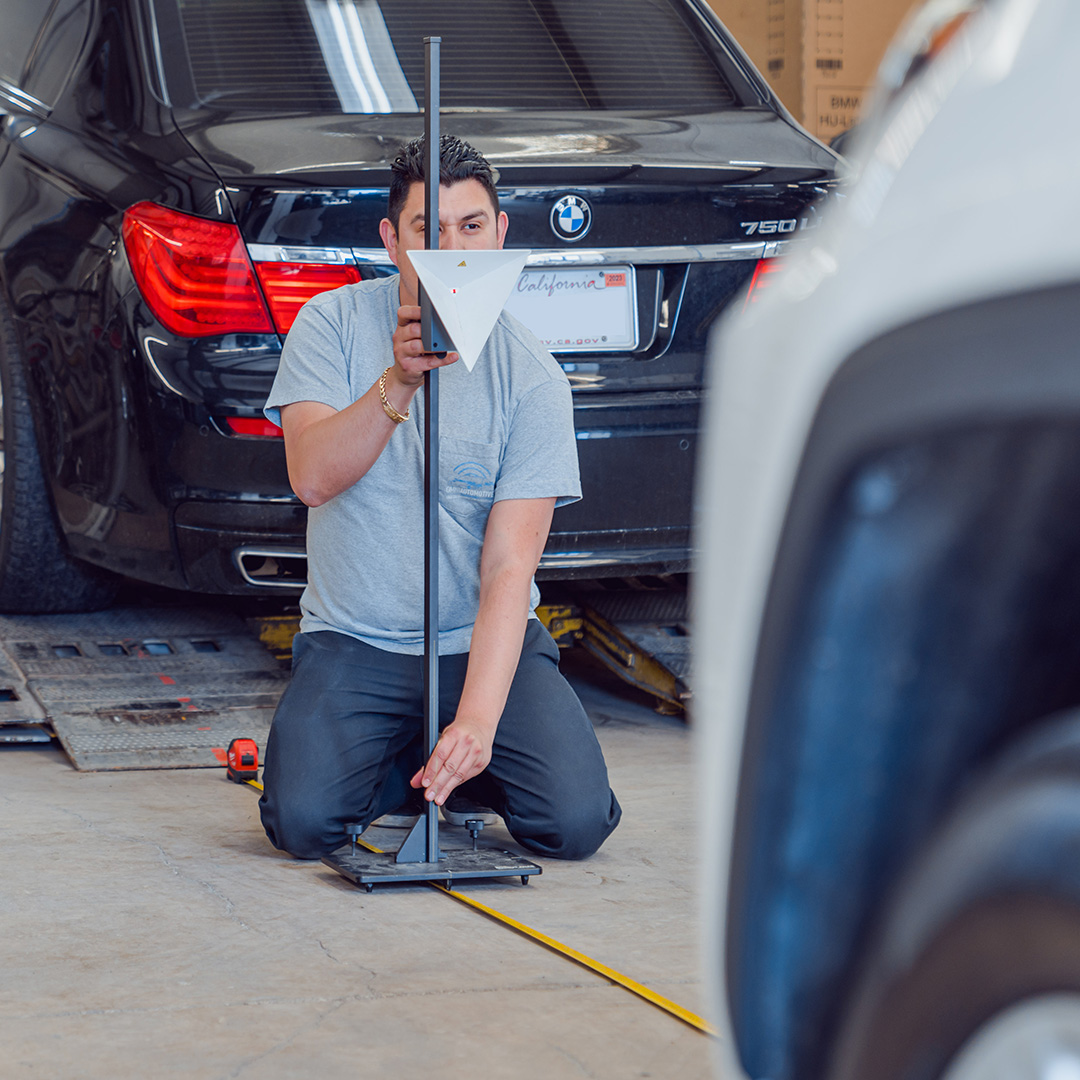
[410,718,494,805]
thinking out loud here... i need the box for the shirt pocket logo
[441,437,500,529]
[450,459,495,501]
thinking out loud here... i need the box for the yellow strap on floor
[243,779,716,1037]
[431,882,717,1035]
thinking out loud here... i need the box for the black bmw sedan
[0,0,837,612]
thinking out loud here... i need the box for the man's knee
[511,789,622,861]
[259,795,340,860]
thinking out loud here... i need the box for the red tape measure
[226,738,259,782]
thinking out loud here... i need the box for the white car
[696,0,1080,1077]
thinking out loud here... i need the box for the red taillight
[743,258,785,310]
[122,202,273,337]
[225,417,284,438]
[254,262,362,334]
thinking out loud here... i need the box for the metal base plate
[323,846,541,890]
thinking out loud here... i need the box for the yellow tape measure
[244,778,716,1037]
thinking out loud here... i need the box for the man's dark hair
[387,134,500,231]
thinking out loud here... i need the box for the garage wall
[706,0,921,141]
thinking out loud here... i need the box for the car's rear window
[171,0,737,113]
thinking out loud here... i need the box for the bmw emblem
[551,195,592,242]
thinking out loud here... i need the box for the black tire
[0,303,117,613]
[826,714,1080,1080]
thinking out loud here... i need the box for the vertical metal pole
[395,36,442,867]
[421,35,441,865]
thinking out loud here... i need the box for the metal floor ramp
[0,607,288,770]
[580,589,691,713]
[538,584,691,714]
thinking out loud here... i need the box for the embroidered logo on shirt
[450,460,494,501]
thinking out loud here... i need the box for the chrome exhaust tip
[234,547,307,589]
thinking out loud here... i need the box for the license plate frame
[505,264,638,353]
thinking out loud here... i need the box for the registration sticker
[504,265,638,352]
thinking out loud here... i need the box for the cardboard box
[706,0,920,141]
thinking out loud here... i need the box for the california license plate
[504,265,638,352]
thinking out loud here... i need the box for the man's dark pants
[259,620,621,860]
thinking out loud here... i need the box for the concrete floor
[1,648,716,1079]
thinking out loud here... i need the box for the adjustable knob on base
[345,822,363,853]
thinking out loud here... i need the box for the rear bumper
[173,519,693,594]
[59,346,701,594]
[174,500,307,594]
[166,388,700,592]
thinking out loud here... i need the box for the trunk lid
[177,109,837,249]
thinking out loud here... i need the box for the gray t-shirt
[265,274,581,655]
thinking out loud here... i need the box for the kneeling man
[259,134,622,860]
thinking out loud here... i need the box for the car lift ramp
[538,584,691,715]
[0,585,690,768]
[0,607,287,770]
[0,643,50,744]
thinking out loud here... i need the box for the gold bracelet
[378,367,410,424]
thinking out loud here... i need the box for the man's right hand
[281,305,458,508]
[392,305,459,386]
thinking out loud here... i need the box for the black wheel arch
[826,711,1080,1080]
[723,278,1080,1080]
